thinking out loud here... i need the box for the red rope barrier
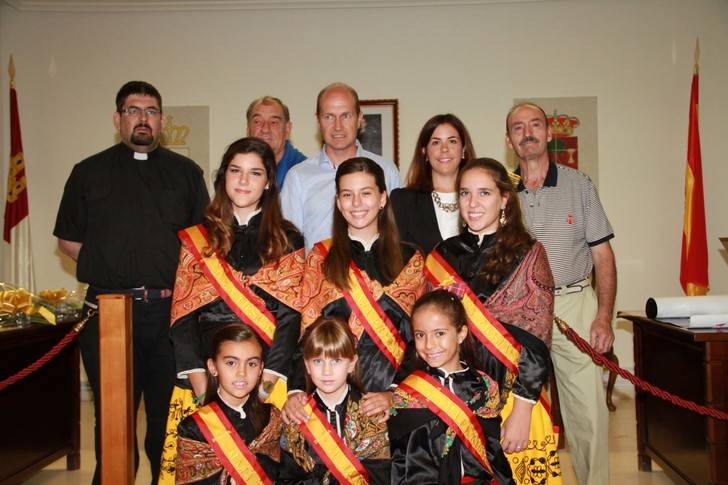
[0,310,94,392]
[554,316,728,421]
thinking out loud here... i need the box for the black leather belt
[87,286,172,303]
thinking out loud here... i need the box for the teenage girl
[283,157,425,424]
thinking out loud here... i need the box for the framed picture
[358,99,400,167]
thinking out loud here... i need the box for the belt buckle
[555,280,588,297]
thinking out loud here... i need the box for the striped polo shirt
[516,162,613,288]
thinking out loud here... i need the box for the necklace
[432,192,459,213]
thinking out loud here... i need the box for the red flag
[3,55,35,291]
[680,40,709,296]
[4,58,28,241]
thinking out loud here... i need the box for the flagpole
[694,38,699,75]
[9,55,15,87]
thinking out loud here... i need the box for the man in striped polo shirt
[507,102,616,485]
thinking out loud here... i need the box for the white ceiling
[2,0,548,12]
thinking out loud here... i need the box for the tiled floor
[26,387,673,484]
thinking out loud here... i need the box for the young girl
[389,290,514,484]
[427,158,561,483]
[175,323,282,484]
[279,316,391,484]
[283,157,426,424]
[160,137,304,481]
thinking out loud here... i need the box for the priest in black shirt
[53,81,210,484]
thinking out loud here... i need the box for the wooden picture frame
[358,99,400,167]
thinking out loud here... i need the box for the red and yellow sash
[425,250,521,373]
[179,225,276,345]
[316,240,406,368]
[397,371,494,476]
[298,396,369,485]
[191,402,272,485]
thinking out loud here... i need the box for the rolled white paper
[645,295,728,319]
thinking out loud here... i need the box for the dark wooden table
[0,319,80,485]
[619,312,728,485]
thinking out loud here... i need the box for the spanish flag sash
[298,396,369,485]
[179,225,276,345]
[425,250,521,373]
[191,402,272,485]
[397,371,494,476]
[315,240,406,368]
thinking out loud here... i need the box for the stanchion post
[98,294,134,485]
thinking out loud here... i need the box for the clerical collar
[234,208,262,226]
[133,152,148,160]
[349,232,379,251]
[217,388,248,419]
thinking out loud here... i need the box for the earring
[499,209,507,226]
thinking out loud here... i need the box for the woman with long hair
[283,157,426,426]
[159,137,305,482]
[426,158,562,483]
[390,113,476,254]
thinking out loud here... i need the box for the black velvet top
[289,239,421,393]
[279,387,391,485]
[170,212,304,385]
[176,395,279,484]
[434,232,550,403]
[389,366,514,485]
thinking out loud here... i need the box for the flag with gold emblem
[3,55,35,291]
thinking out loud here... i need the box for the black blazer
[390,188,445,255]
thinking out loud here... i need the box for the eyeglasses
[119,106,161,117]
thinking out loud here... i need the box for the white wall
[1,0,727,371]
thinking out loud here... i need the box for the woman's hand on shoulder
[360,391,392,423]
[281,391,309,425]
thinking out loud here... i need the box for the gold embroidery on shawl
[300,245,426,336]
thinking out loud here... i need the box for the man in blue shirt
[246,95,306,188]
[281,83,400,250]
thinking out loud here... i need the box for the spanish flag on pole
[680,40,708,296]
[3,55,35,291]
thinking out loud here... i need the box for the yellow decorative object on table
[0,283,57,325]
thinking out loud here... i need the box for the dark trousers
[79,292,175,485]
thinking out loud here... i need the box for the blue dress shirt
[280,141,400,251]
